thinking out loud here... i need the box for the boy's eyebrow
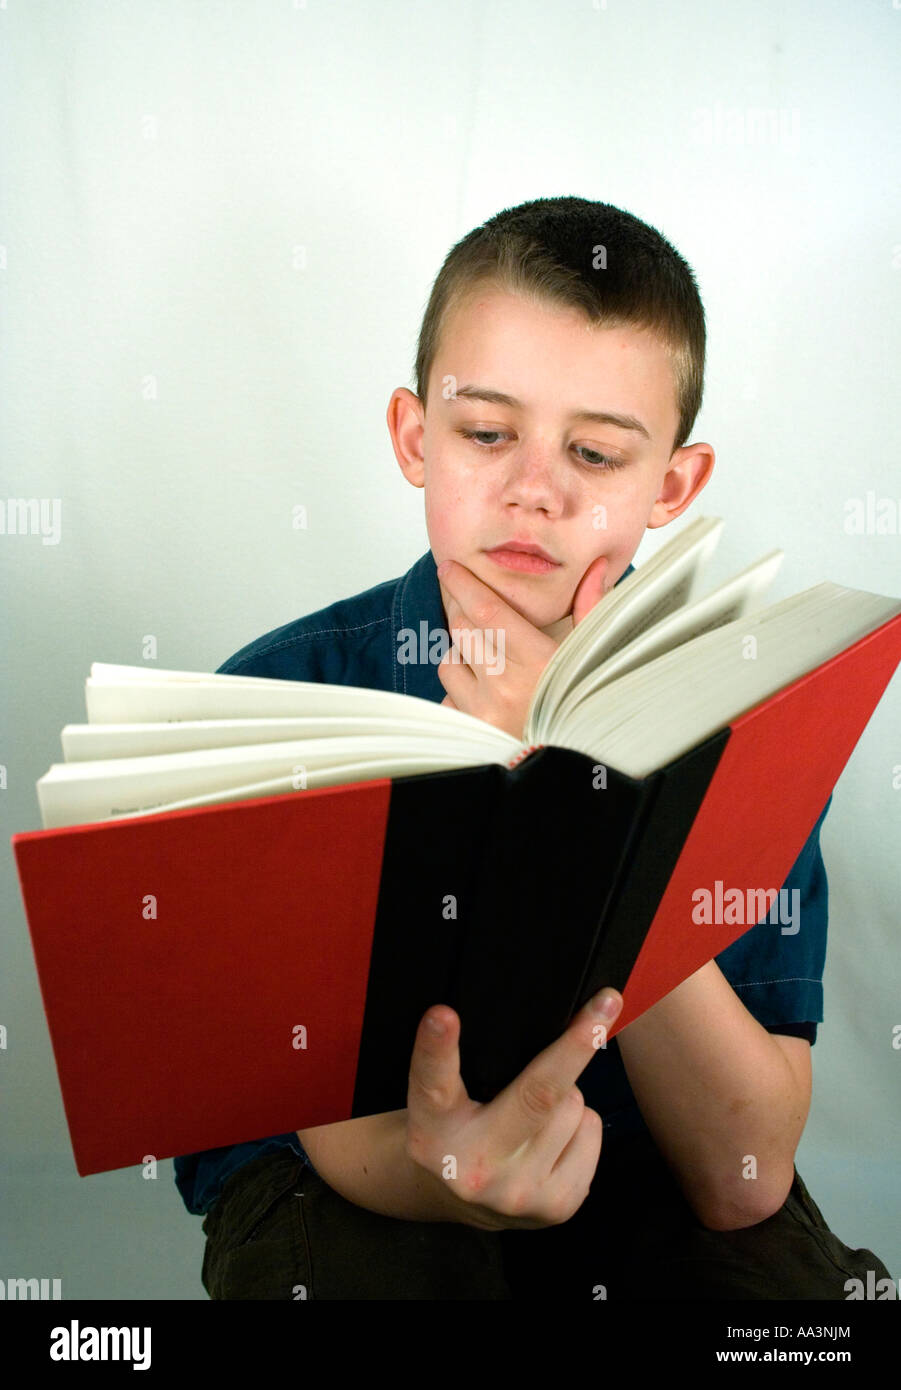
[448,384,652,440]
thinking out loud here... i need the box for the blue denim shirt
[174,548,827,1216]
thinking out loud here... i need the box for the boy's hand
[436,554,610,737]
[404,988,623,1231]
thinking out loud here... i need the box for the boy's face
[387,286,714,638]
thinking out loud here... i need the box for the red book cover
[13,782,393,1174]
[589,611,901,1032]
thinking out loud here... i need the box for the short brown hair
[414,196,706,455]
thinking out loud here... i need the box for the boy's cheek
[600,523,647,583]
[424,497,472,562]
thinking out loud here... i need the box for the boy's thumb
[407,1005,465,1115]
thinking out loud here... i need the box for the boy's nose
[500,450,567,506]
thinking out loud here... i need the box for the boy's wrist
[296,1110,477,1224]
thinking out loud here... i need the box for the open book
[32,515,900,826]
[11,517,901,1177]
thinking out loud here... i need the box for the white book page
[89,663,280,684]
[84,670,513,744]
[61,715,517,762]
[552,585,901,778]
[525,515,723,738]
[37,732,516,829]
[543,551,784,734]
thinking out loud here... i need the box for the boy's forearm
[616,959,808,1230]
[296,1110,467,1223]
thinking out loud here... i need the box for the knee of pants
[621,1168,895,1301]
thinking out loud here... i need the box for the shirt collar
[391,549,447,701]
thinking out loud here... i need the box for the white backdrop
[1,0,899,1300]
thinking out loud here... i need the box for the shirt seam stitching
[732,977,823,988]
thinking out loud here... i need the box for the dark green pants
[200,1130,894,1301]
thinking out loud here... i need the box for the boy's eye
[577,446,626,470]
[457,428,627,471]
[461,429,508,449]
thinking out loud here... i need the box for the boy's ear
[386,387,427,488]
[647,441,715,528]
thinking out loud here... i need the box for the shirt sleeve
[714,795,831,1045]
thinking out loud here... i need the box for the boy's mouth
[484,541,561,575]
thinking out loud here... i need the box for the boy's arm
[298,989,624,1230]
[296,1111,464,1223]
[615,958,811,1231]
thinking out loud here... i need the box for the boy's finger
[490,988,623,1149]
[406,1004,468,1121]
[438,560,548,652]
[571,555,610,628]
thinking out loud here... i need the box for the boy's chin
[540,612,575,641]
[501,591,572,637]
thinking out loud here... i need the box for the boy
[178,196,892,1299]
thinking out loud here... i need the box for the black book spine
[351,761,506,1117]
[351,730,729,1119]
[574,729,730,1008]
[453,745,654,1102]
